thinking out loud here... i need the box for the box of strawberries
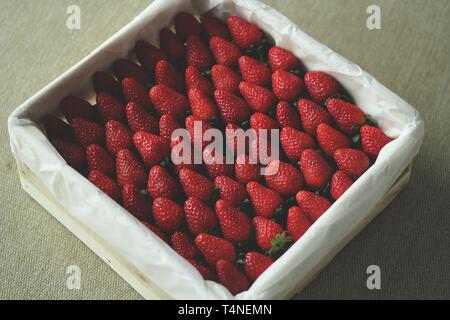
[8,0,424,299]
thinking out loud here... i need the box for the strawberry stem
[267,232,292,258]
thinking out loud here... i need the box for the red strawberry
[188,88,218,122]
[185,66,214,97]
[60,96,96,123]
[330,170,353,201]
[268,46,299,71]
[299,149,333,190]
[159,114,181,140]
[276,101,301,130]
[297,99,332,136]
[326,98,366,135]
[125,102,159,134]
[235,154,261,184]
[202,16,230,40]
[238,56,271,87]
[247,182,284,218]
[239,82,275,113]
[97,92,125,123]
[179,168,214,202]
[86,144,115,177]
[133,131,170,167]
[149,84,189,120]
[171,136,201,174]
[52,139,86,171]
[115,149,147,189]
[135,40,167,72]
[93,71,123,100]
[122,78,153,111]
[304,71,341,103]
[209,36,241,68]
[105,120,133,156]
[253,216,290,254]
[113,58,150,84]
[155,60,185,92]
[88,170,121,203]
[188,259,216,281]
[272,70,304,101]
[159,28,185,62]
[211,64,241,93]
[186,35,213,71]
[215,200,251,243]
[147,165,180,200]
[250,112,279,132]
[71,118,104,148]
[227,16,263,50]
[296,191,331,222]
[185,115,213,149]
[203,149,234,179]
[152,197,184,232]
[214,176,247,206]
[333,148,370,179]
[264,160,303,196]
[317,123,350,156]
[244,252,272,282]
[43,115,74,142]
[360,125,393,159]
[280,127,315,162]
[287,206,311,241]
[171,232,199,260]
[216,259,250,295]
[195,233,236,266]
[214,90,251,124]
[184,197,217,235]
[122,183,151,220]
[141,221,168,243]
[174,12,202,42]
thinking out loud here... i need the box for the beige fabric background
[1,0,449,300]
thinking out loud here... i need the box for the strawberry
[227,16,263,50]
[105,120,133,156]
[214,176,248,206]
[149,84,189,120]
[247,182,284,218]
[115,149,147,189]
[216,259,250,295]
[135,40,167,72]
[159,28,185,62]
[185,66,214,97]
[60,96,96,123]
[239,82,275,113]
[297,99,332,136]
[248,134,274,166]
[264,160,303,196]
[184,197,217,235]
[97,92,125,123]
[134,131,170,167]
[275,101,301,130]
[202,15,230,39]
[287,206,311,241]
[326,98,366,135]
[296,191,331,222]
[52,139,86,172]
[244,252,272,282]
[195,233,237,266]
[122,183,151,220]
[159,114,181,140]
[152,197,185,232]
[155,60,185,92]
[250,112,279,132]
[93,71,123,100]
[171,136,201,174]
[203,149,234,179]
[88,170,121,203]
[253,216,290,254]
[141,221,168,243]
[330,170,353,201]
[238,56,271,87]
[186,35,214,71]
[299,149,333,190]
[304,71,341,103]
[171,231,199,260]
[185,115,213,149]
[125,102,159,134]
[360,125,393,159]
[179,168,214,202]
[71,118,104,148]
[235,154,261,184]
[268,46,299,71]
[188,88,218,122]
[215,200,251,243]
[333,148,370,179]
[272,70,304,101]
[43,115,74,142]
[280,127,315,162]
[211,64,241,93]
[113,59,150,85]
[121,78,153,111]
[188,259,216,281]
[147,165,180,200]
[174,12,202,42]
[86,144,115,177]
[214,90,251,124]
[209,36,241,68]
[317,123,350,156]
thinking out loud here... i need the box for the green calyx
[267,232,292,258]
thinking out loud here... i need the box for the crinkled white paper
[8,0,424,300]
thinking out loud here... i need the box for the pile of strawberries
[42,13,393,295]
